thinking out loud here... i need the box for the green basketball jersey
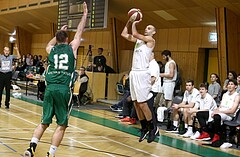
[45,44,75,87]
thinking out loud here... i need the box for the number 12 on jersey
[54,54,69,70]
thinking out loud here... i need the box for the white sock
[30,137,39,144]
[173,121,178,127]
[185,124,188,129]
[49,145,57,156]
[188,126,193,132]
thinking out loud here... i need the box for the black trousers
[0,72,12,106]
[147,91,158,126]
[196,111,222,135]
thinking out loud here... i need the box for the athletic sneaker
[46,152,55,157]
[182,130,194,138]
[120,117,130,122]
[220,142,232,149]
[196,131,211,141]
[129,118,137,125]
[166,126,178,133]
[139,129,149,142]
[115,115,124,119]
[110,105,122,112]
[147,127,159,143]
[24,143,37,157]
[190,131,200,140]
[211,134,220,143]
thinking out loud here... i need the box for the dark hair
[210,73,221,85]
[228,79,238,86]
[185,79,194,86]
[56,30,68,43]
[199,83,208,89]
[161,50,171,57]
[157,61,163,65]
[80,66,86,71]
[98,48,103,52]
[228,71,237,79]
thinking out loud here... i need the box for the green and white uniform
[42,44,75,126]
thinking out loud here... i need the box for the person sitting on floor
[196,79,240,145]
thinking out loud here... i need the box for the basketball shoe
[196,131,211,141]
[24,142,37,157]
[139,128,149,142]
[46,152,55,157]
[147,127,159,143]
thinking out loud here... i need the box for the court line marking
[102,137,160,157]
[69,138,116,157]
[12,104,87,133]
[5,101,160,156]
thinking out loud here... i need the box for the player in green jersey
[24,2,88,157]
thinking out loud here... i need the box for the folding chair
[223,109,240,147]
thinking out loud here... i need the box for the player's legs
[47,85,71,156]
[24,87,54,157]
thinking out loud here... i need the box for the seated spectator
[33,55,39,66]
[222,71,237,91]
[119,96,137,125]
[166,80,200,134]
[110,74,130,111]
[36,55,43,67]
[26,54,33,67]
[196,79,240,145]
[184,83,217,139]
[208,73,222,105]
[77,66,89,103]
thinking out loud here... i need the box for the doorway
[203,48,219,83]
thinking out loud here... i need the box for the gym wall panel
[31,33,50,58]
[189,27,202,51]
[177,28,190,51]
[226,9,240,73]
[167,29,179,51]
[157,29,169,51]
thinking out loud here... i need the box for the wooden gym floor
[0,95,239,157]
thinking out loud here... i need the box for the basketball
[128,8,143,22]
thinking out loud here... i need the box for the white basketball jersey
[131,39,153,71]
[163,60,177,82]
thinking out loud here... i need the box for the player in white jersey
[196,79,240,144]
[121,18,158,143]
[160,50,177,108]
[183,83,217,139]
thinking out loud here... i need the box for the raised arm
[70,2,88,58]
[132,20,155,48]
[14,47,21,59]
[121,20,137,43]
[46,25,68,54]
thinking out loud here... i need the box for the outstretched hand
[83,2,88,15]
[61,25,68,31]
[133,18,142,25]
